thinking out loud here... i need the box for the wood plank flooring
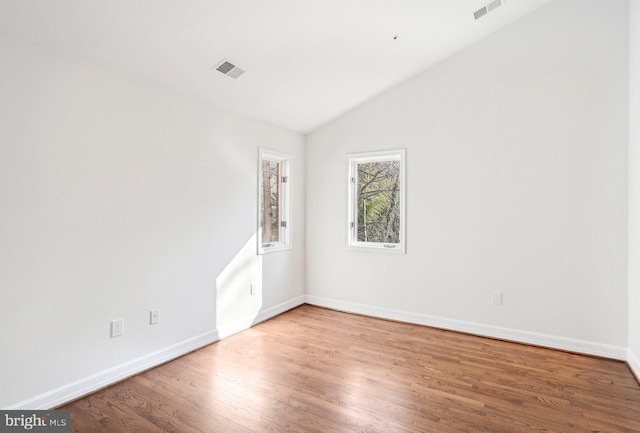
[63,305,640,432]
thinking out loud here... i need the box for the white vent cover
[213,59,245,79]
[474,0,503,20]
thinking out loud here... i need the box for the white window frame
[258,148,292,254]
[346,149,406,254]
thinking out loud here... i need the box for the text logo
[0,411,69,433]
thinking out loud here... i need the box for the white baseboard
[7,295,306,410]
[217,295,306,339]
[255,295,306,324]
[6,329,220,410]
[304,295,628,361]
[629,348,640,382]
[8,294,629,410]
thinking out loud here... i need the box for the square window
[347,150,405,253]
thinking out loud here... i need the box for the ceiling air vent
[213,59,245,79]
[474,0,503,20]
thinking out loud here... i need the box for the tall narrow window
[258,148,291,254]
[347,150,405,253]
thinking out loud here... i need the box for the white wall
[0,37,305,409]
[629,0,640,378]
[306,0,629,358]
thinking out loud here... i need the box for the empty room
[1,0,640,431]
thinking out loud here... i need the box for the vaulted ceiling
[0,0,552,133]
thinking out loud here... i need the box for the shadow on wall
[216,233,263,339]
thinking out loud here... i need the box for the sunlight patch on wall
[216,233,263,338]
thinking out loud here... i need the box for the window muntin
[258,149,291,254]
[347,150,405,253]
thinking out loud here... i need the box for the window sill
[258,244,292,255]
[346,243,405,254]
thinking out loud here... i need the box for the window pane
[356,160,401,243]
[258,148,291,254]
[261,160,280,244]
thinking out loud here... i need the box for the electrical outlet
[492,292,503,305]
[111,319,124,337]
[150,310,159,325]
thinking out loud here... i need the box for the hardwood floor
[63,305,640,432]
